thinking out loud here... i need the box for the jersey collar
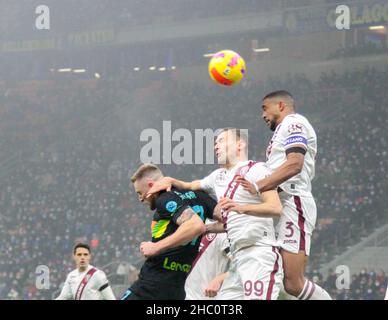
[226,160,250,173]
[78,264,93,275]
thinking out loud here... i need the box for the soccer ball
[208,50,246,86]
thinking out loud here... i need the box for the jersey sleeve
[199,171,216,194]
[95,271,116,300]
[199,192,217,221]
[155,192,191,225]
[281,118,308,152]
[55,274,73,300]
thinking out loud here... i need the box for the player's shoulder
[244,161,270,179]
[282,113,310,125]
[248,161,268,172]
[155,190,175,202]
[250,160,266,167]
[68,269,78,276]
[281,113,313,134]
[155,190,183,213]
[65,269,78,281]
[157,189,185,203]
[204,167,224,179]
[87,265,105,276]
[168,188,214,205]
[94,268,108,279]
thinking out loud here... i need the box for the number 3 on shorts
[285,221,294,238]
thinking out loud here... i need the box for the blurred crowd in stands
[308,268,388,300]
[0,61,386,299]
[328,42,387,59]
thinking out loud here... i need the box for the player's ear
[279,101,286,112]
[238,139,246,152]
[147,181,154,188]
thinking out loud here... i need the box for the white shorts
[276,194,317,256]
[216,245,283,300]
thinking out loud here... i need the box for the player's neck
[78,265,89,273]
[223,156,247,170]
[278,110,295,124]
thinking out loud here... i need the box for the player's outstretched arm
[219,190,282,218]
[204,272,229,298]
[146,177,202,197]
[205,222,225,233]
[140,208,206,257]
[205,204,226,233]
[256,152,304,193]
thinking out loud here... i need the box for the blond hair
[130,163,163,183]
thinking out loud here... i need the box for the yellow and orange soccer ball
[208,50,246,86]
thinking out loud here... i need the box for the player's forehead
[262,98,276,108]
[75,248,90,255]
[215,131,226,143]
[215,130,233,143]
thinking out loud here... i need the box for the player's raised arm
[204,203,225,233]
[140,208,206,257]
[255,151,304,193]
[219,190,282,218]
[146,177,202,197]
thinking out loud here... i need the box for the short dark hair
[73,243,91,255]
[263,90,294,101]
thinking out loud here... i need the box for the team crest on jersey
[166,201,178,213]
[205,233,216,242]
[288,123,303,134]
[215,170,227,184]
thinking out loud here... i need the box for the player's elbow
[198,222,207,235]
[287,154,304,176]
[271,203,283,217]
[289,160,303,176]
[192,220,206,236]
[264,202,282,217]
